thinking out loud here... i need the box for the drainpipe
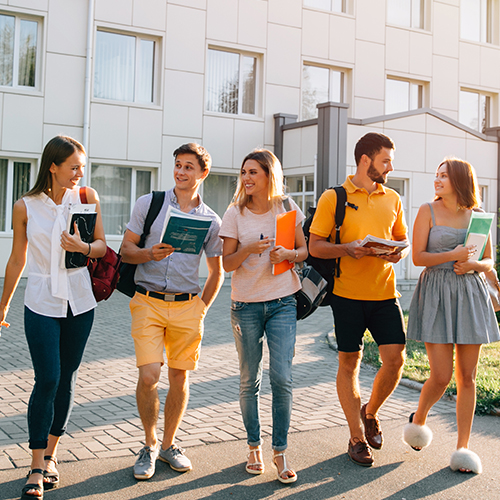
[484,126,500,246]
[82,0,95,186]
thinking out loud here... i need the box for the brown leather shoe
[361,403,383,450]
[347,438,374,467]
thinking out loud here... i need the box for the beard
[367,161,387,184]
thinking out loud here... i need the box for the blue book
[160,205,211,255]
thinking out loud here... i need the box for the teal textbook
[160,206,211,255]
[464,211,495,261]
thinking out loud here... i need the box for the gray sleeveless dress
[407,204,500,344]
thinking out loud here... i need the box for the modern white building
[1,0,499,282]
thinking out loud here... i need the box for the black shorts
[330,294,406,353]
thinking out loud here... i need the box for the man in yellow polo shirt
[309,132,409,467]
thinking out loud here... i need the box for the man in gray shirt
[121,143,224,480]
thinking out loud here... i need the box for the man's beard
[367,161,387,184]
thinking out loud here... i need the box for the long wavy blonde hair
[230,149,285,213]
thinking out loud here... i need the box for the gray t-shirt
[126,189,222,294]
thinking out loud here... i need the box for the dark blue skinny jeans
[24,306,94,450]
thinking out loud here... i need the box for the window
[202,174,237,218]
[94,30,156,103]
[459,89,491,132]
[460,0,492,43]
[91,165,154,235]
[387,0,424,29]
[302,64,345,120]
[304,0,346,13]
[385,78,423,115]
[206,48,257,115]
[0,158,32,231]
[0,13,39,88]
[285,175,315,215]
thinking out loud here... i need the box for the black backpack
[116,191,166,297]
[303,186,357,306]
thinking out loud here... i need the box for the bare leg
[161,367,189,449]
[365,343,405,415]
[455,344,482,450]
[136,363,162,449]
[337,351,364,443]
[413,344,454,427]
[43,434,61,485]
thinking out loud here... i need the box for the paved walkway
[0,279,456,473]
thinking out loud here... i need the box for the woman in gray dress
[403,158,500,474]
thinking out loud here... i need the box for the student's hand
[0,305,10,335]
[60,223,87,253]
[452,244,476,262]
[345,240,377,259]
[245,236,275,256]
[453,260,476,275]
[269,245,292,264]
[378,251,403,263]
[149,243,175,261]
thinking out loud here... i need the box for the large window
[0,159,32,232]
[460,0,493,43]
[206,48,257,115]
[387,0,424,29]
[302,64,345,120]
[304,0,346,13]
[91,165,153,235]
[94,30,156,103]
[202,174,237,218]
[385,78,423,115]
[285,175,315,215]
[459,89,491,132]
[0,13,39,88]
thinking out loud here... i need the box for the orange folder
[272,210,296,276]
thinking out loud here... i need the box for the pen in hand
[259,233,264,257]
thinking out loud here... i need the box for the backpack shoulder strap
[138,191,165,247]
[333,186,347,245]
[79,186,88,204]
[282,196,291,212]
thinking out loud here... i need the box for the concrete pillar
[316,102,349,200]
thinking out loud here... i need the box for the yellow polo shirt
[309,175,408,301]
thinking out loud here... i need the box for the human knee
[138,364,161,388]
[338,351,362,373]
[168,367,189,389]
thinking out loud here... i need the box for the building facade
[1,0,499,280]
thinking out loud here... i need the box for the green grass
[361,312,500,415]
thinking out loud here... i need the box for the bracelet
[289,249,298,264]
[85,243,91,257]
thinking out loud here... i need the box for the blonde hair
[231,149,285,213]
[435,158,481,209]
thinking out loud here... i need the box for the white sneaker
[133,445,159,480]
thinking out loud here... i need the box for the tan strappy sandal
[246,446,264,475]
[272,452,297,484]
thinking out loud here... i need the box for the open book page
[272,210,296,276]
[160,205,212,255]
[62,204,97,269]
[359,235,408,255]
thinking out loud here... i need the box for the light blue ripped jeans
[230,294,297,451]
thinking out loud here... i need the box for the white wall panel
[233,119,265,167]
[89,103,128,159]
[354,41,385,100]
[383,128,426,173]
[465,138,498,178]
[164,70,204,138]
[202,115,234,167]
[238,0,267,48]
[47,0,87,56]
[7,0,48,10]
[386,28,409,73]
[431,56,459,111]
[426,115,466,138]
[133,0,167,31]
[329,14,355,63]
[269,0,302,27]
[409,31,433,77]
[355,0,385,44]
[95,0,133,25]
[43,125,83,147]
[168,0,207,9]
[44,54,85,127]
[301,125,317,167]
[266,24,301,87]
[206,0,237,43]
[128,108,162,162]
[433,1,459,58]
[263,84,300,145]
[459,42,481,86]
[302,9,329,59]
[2,94,43,153]
[166,4,205,72]
[425,134,466,171]
[480,46,500,89]
[282,128,301,168]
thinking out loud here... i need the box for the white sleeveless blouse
[24,189,97,317]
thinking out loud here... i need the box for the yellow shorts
[130,291,207,370]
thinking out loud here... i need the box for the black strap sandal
[43,455,59,490]
[21,468,44,499]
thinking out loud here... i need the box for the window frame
[0,156,35,233]
[205,46,261,118]
[460,0,496,44]
[0,10,42,91]
[93,27,161,106]
[459,87,494,133]
[385,76,425,115]
[284,174,315,215]
[303,0,349,14]
[301,63,348,120]
[386,0,425,30]
[89,162,157,237]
